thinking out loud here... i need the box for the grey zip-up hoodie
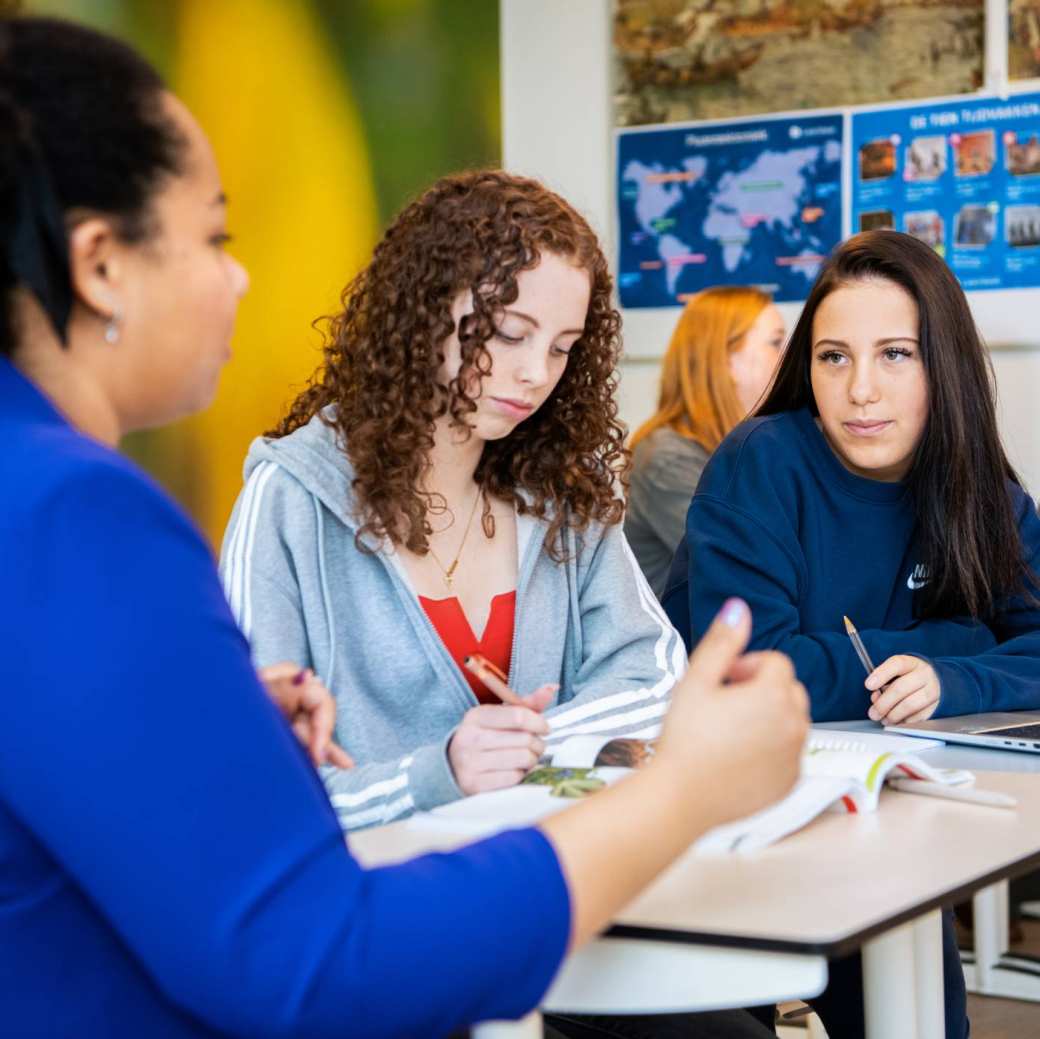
[220,413,686,830]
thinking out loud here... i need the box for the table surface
[350,768,1040,958]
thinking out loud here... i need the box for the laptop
[888,711,1040,753]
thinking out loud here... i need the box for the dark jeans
[450,1011,772,1038]
[1010,864,1040,908]
[544,1010,773,1038]
[748,908,969,1039]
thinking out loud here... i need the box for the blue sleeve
[1,461,570,1038]
[681,495,996,722]
[930,491,1040,717]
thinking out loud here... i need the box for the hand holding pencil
[844,616,942,725]
[446,655,559,796]
[463,653,557,708]
[258,663,354,769]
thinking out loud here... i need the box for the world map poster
[617,113,844,307]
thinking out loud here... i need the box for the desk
[349,822,827,1038]
[349,770,1040,1039]
[818,720,1040,1002]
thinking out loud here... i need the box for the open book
[409,729,973,853]
[696,735,972,853]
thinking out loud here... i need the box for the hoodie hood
[245,409,546,539]
[244,409,361,532]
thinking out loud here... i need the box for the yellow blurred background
[31,0,500,545]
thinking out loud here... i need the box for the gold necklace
[427,486,483,589]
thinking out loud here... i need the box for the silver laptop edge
[888,710,1040,754]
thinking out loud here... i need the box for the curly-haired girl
[220,170,685,832]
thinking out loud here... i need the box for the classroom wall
[500,0,1040,497]
[36,0,502,545]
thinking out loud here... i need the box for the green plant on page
[522,766,607,799]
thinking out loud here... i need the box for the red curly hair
[269,169,628,559]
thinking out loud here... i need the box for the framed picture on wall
[613,0,984,128]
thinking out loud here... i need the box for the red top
[419,590,517,704]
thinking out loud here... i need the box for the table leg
[972,880,1009,994]
[473,1012,542,1039]
[862,910,944,1039]
[913,909,945,1039]
[863,920,919,1039]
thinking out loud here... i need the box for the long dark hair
[0,10,185,355]
[759,229,1030,620]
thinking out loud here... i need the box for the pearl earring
[104,306,122,345]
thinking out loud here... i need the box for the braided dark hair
[0,10,186,353]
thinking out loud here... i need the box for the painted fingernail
[721,598,747,628]
[292,669,308,686]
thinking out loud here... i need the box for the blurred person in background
[625,287,785,596]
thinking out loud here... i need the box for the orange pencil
[463,653,525,706]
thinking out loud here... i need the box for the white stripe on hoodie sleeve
[329,772,409,809]
[322,743,460,832]
[220,466,260,619]
[544,525,686,743]
[334,794,416,831]
[221,461,277,637]
[330,767,417,829]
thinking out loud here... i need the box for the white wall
[500,0,1040,495]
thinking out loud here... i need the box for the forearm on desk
[933,645,1040,716]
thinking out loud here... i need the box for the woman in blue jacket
[0,12,808,1039]
[665,229,1040,1038]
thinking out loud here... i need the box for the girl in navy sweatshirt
[664,229,1040,727]
[665,229,1040,1039]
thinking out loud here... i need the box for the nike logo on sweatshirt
[907,563,929,591]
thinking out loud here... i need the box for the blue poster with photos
[852,93,1040,291]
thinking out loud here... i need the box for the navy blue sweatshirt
[0,357,569,1038]
[662,407,1040,722]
